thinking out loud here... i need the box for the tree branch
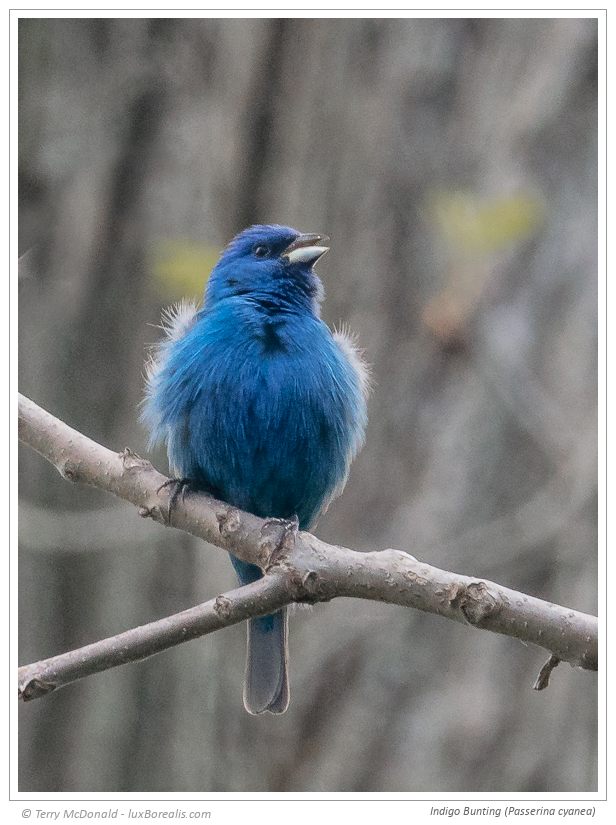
[18,575,290,700]
[18,393,598,701]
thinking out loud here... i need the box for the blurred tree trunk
[19,17,597,792]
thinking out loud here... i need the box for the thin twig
[533,654,561,691]
[19,575,289,700]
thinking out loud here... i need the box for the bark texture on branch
[18,392,598,702]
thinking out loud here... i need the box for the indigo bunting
[142,225,368,714]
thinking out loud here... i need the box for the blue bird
[142,225,369,714]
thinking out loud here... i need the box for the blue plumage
[142,224,368,714]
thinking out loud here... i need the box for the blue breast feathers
[142,296,368,531]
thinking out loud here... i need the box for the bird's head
[205,224,329,314]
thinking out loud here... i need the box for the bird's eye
[253,245,269,258]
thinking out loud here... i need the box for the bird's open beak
[282,233,330,265]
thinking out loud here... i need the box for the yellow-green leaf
[428,191,544,254]
[151,239,221,300]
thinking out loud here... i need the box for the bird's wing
[332,323,372,403]
[305,323,371,525]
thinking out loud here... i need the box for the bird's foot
[156,477,194,524]
[261,514,300,533]
[260,515,300,565]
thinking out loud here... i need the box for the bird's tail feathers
[244,609,289,715]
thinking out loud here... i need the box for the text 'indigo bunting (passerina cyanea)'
[142,225,368,714]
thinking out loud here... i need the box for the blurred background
[18,17,598,792]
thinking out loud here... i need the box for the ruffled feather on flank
[333,323,373,401]
[159,298,200,342]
